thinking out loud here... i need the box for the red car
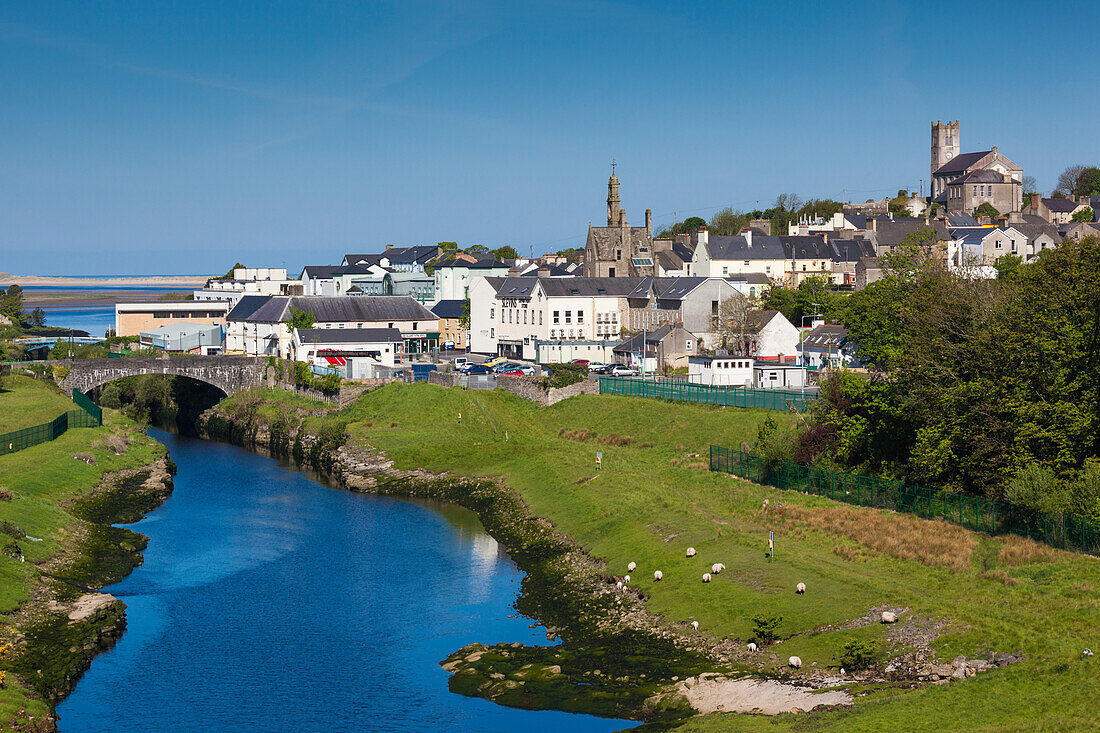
[570,359,590,366]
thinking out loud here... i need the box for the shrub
[1005,464,1067,516]
[542,363,589,389]
[838,638,879,670]
[750,613,782,645]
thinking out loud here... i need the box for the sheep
[710,562,725,574]
[762,498,770,512]
[1084,648,1094,658]
[627,561,637,572]
[653,570,663,581]
[686,547,696,558]
[690,621,699,631]
[881,611,898,624]
[796,582,806,595]
[623,575,631,584]
[788,656,802,669]
[840,667,846,675]
[747,642,757,653]
[702,573,711,583]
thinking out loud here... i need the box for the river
[56,429,635,732]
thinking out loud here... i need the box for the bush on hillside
[838,638,879,670]
[542,363,589,389]
[750,613,782,645]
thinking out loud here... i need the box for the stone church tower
[931,120,960,182]
[583,168,654,277]
[607,171,621,226]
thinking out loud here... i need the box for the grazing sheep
[840,667,846,675]
[788,656,802,669]
[616,581,623,589]
[747,642,757,653]
[686,547,696,557]
[623,575,630,584]
[627,561,637,572]
[710,563,725,574]
[762,499,770,512]
[1084,648,1094,657]
[702,573,711,583]
[653,570,663,581]
[690,621,699,631]
[796,582,806,595]
[881,611,898,624]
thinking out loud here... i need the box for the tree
[792,276,844,326]
[709,294,753,354]
[973,202,1000,220]
[993,254,1024,280]
[466,245,489,255]
[1022,175,1038,199]
[761,286,797,321]
[1072,207,1095,223]
[889,194,913,218]
[458,299,471,329]
[1,285,24,324]
[285,306,317,333]
[437,241,458,251]
[709,207,749,236]
[29,307,46,327]
[493,246,518,261]
[1056,165,1100,197]
[554,247,584,264]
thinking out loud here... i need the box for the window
[577,311,584,324]
[565,311,572,324]
[413,322,418,330]
[974,186,978,197]
[490,308,494,320]
[722,266,728,275]
[608,267,615,277]
[744,260,750,266]
[523,310,527,324]
[553,310,560,324]
[491,328,495,337]
[686,340,693,352]
[539,312,543,325]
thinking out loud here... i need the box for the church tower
[931,120,960,183]
[606,166,621,226]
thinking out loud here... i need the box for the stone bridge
[60,356,269,396]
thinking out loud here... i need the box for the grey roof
[228,295,435,323]
[612,324,679,353]
[484,277,540,298]
[656,251,683,272]
[296,328,404,344]
[947,212,979,227]
[700,234,787,261]
[745,310,782,334]
[933,150,991,175]
[1044,197,1081,213]
[951,169,1008,184]
[1021,213,1050,225]
[829,239,877,262]
[726,273,773,285]
[1011,223,1061,243]
[801,324,847,351]
[226,295,272,321]
[343,245,439,267]
[301,265,343,279]
[844,214,868,230]
[870,220,949,248]
[430,299,467,319]
[541,277,649,297]
[434,256,508,269]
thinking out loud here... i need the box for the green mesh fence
[598,376,813,411]
[0,390,102,456]
[708,445,1100,557]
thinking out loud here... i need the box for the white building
[291,327,404,367]
[753,363,809,390]
[688,229,787,281]
[687,354,754,386]
[433,257,511,301]
[225,295,437,358]
[738,310,800,360]
[193,268,302,303]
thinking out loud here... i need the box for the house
[1023,194,1092,225]
[864,219,951,255]
[611,324,696,371]
[787,211,869,236]
[855,257,882,289]
[753,362,809,390]
[225,295,437,358]
[623,277,747,336]
[430,299,468,350]
[139,323,223,355]
[726,273,773,300]
[688,228,787,281]
[1060,221,1100,242]
[799,324,849,369]
[944,169,1022,216]
[342,245,440,273]
[583,171,655,277]
[948,226,1027,267]
[115,301,231,338]
[687,354,754,387]
[193,268,303,304]
[734,310,800,360]
[291,327,403,367]
[432,255,510,301]
[929,121,1023,210]
[828,238,878,288]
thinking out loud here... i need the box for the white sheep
[840,667,846,675]
[623,575,630,584]
[788,656,802,669]
[710,562,725,574]
[686,547,696,558]
[702,573,711,583]
[653,570,663,581]
[627,561,637,572]
[796,582,806,595]
[762,498,770,511]
[747,642,757,653]
[690,621,699,631]
[1083,648,1094,657]
[616,581,623,589]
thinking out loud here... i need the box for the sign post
[596,451,602,472]
[768,531,774,558]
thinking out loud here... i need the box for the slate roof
[1011,223,1061,243]
[295,328,404,344]
[434,256,508,269]
[343,245,439,267]
[801,324,847,351]
[612,324,679,353]
[226,295,272,321]
[870,221,949,248]
[951,169,1009,184]
[947,212,979,227]
[745,310,782,334]
[700,234,787,261]
[541,277,647,297]
[228,296,435,323]
[829,239,877,262]
[933,151,992,175]
[1044,197,1082,213]
[301,265,343,279]
[726,273,773,285]
[430,299,467,319]
[484,278,540,298]
[656,251,683,272]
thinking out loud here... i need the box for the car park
[453,357,470,370]
[611,365,638,376]
[483,356,508,368]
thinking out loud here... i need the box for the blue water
[30,306,114,338]
[56,430,634,732]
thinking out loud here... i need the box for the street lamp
[798,302,821,396]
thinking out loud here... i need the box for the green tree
[1,285,25,323]
[993,254,1024,280]
[1072,207,1095,223]
[709,207,749,236]
[554,247,584,264]
[458,299,471,329]
[973,202,1001,220]
[285,306,317,333]
[493,246,518,261]
[28,307,46,327]
[437,241,458,250]
[1056,165,1100,197]
[793,275,844,326]
[466,245,489,255]
[761,286,796,321]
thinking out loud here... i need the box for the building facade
[583,172,655,277]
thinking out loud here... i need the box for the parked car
[502,365,536,376]
[611,365,638,376]
[443,340,456,350]
[587,362,608,371]
[570,359,590,366]
[493,361,523,373]
[453,357,470,371]
[483,356,509,368]
[465,364,493,375]
[590,364,613,375]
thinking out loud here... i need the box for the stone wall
[428,371,463,388]
[546,378,599,405]
[61,356,267,396]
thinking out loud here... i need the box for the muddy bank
[7,455,175,730]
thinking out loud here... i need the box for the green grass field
[224,382,1100,731]
[0,375,78,433]
[0,376,163,728]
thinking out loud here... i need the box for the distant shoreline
[0,275,212,287]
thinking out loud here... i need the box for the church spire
[607,159,620,226]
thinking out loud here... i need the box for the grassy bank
[0,376,168,730]
[212,382,1100,730]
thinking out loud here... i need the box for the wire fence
[709,445,1100,557]
[0,390,103,457]
[599,376,814,411]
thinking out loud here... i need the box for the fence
[0,389,103,457]
[709,445,1100,557]
[599,376,814,411]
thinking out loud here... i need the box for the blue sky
[2,0,1099,275]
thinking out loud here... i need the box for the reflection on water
[56,430,634,732]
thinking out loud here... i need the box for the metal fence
[709,445,1100,557]
[599,376,814,411]
[0,390,103,457]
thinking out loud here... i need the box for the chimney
[870,218,877,232]
[385,244,394,250]
[698,225,709,248]
[1030,193,1042,211]
[619,209,626,227]
[1007,210,1025,224]
[978,215,991,225]
[741,227,752,248]
[645,208,652,234]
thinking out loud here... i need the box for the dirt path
[678,674,852,714]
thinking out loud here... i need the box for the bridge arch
[59,356,269,397]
